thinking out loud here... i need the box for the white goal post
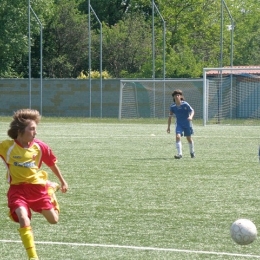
[203,67,260,126]
[118,79,203,120]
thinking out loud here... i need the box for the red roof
[206,66,260,75]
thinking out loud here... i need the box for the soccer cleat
[190,152,195,158]
[174,154,182,159]
[46,181,60,213]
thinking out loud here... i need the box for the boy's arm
[188,109,195,121]
[167,112,173,133]
[50,164,68,193]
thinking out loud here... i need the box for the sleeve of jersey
[169,104,174,113]
[187,103,193,112]
[36,140,57,167]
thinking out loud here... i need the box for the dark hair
[7,109,41,139]
[172,89,185,102]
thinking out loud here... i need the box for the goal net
[203,67,260,125]
[119,79,203,119]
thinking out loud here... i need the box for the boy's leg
[46,181,60,213]
[41,181,60,224]
[175,133,182,159]
[19,226,38,260]
[42,208,59,224]
[15,208,38,259]
[187,136,195,158]
[184,125,195,158]
[175,140,182,157]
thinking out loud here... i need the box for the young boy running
[167,89,195,159]
[0,109,68,260]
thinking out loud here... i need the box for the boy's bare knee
[48,218,58,224]
[42,209,59,224]
[47,211,59,224]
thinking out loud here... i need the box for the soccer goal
[203,67,260,125]
[118,79,203,119]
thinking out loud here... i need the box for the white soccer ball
[230,219,257,245]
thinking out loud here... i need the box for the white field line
[1,239,260,258]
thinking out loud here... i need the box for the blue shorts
[175,124,194,136]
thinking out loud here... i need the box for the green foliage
[77,70,112,79]
[0,68,24,79]
[78,0,130,27]
[0,1,28,77]
[229,1,260,66]
[0,0,55,78]
[1,0,260,78]
[92,13,152,78]
[42,0,88,78]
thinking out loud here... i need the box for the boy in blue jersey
[167,89,195,159]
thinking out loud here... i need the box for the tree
[0,1,28,77]
[229,0,260,65]
[42,0,88,78]
[91,13,152,78]
[78,0,130,27]
[0,0,55,78]
[1,0,260,79]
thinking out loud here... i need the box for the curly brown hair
[7,109,41,139]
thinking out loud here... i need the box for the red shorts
[7,183,53,222]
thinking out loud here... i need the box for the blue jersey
[169,101,193,127]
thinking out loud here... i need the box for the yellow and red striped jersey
[0,139,57,185]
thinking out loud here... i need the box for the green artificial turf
[0,118,260,259]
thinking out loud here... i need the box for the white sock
[176,141,182,155]
[189,140,194,154]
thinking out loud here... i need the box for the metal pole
[163,21,166,79]
[163,20,166,117]
[152,0,155,117]
[231,20,234,67]
[118,81,123,120]
[30,7,43,115]
[220,0,223,68]
[40,21,43,115]
[203,68,207,126]
[154,3,166,117]
[28,0,31,108]
[223,0,234,67]
[153,3,166,79]
[223,0,234,118]
[230,20,234,118]
[152,0,155,79]
[218,0,224,123]
[100,21,102,118]
[90,5,102,118]
[88,0,91,117]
